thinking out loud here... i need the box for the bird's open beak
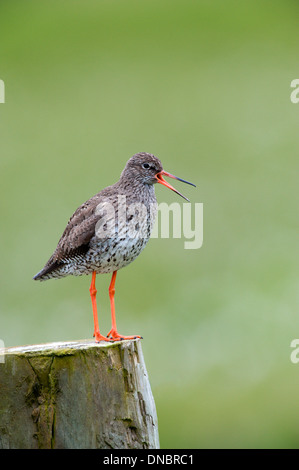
[155,170,196,202]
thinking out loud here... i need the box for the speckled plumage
[33,153,162,281]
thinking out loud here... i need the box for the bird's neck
[117,179,157,206]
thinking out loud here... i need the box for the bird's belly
[66,201,157,276]
[83,235,150,274]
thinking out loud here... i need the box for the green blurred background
[0,0,298,448]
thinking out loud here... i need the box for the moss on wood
[0,339,159,449]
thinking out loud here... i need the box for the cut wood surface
[0,338,159,449]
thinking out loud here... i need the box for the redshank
[33,152,195,342]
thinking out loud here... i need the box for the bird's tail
[33,258,61,281]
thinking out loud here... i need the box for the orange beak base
[155,170,195,202]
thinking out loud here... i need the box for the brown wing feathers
[33,197,100,280]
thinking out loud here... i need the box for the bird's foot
[94,331,114,343]
[106,328,143,341]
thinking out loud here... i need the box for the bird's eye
[142,163,150,169]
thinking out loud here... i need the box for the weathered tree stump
[0,338,159,449]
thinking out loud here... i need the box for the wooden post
[0,339,159,449]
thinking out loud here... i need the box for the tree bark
[0,338,159,449]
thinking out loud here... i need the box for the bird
[33,152,195,342]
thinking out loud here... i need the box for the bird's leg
[89,271,112,342]
[106,271,142,341]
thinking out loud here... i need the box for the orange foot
[106,328,143,341]
[94,332,114,343]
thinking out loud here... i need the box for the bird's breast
[87,198,158,273]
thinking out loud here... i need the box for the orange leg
[89,271,112,342]
[106,270,142,341]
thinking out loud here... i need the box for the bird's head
[121,152,195,201]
